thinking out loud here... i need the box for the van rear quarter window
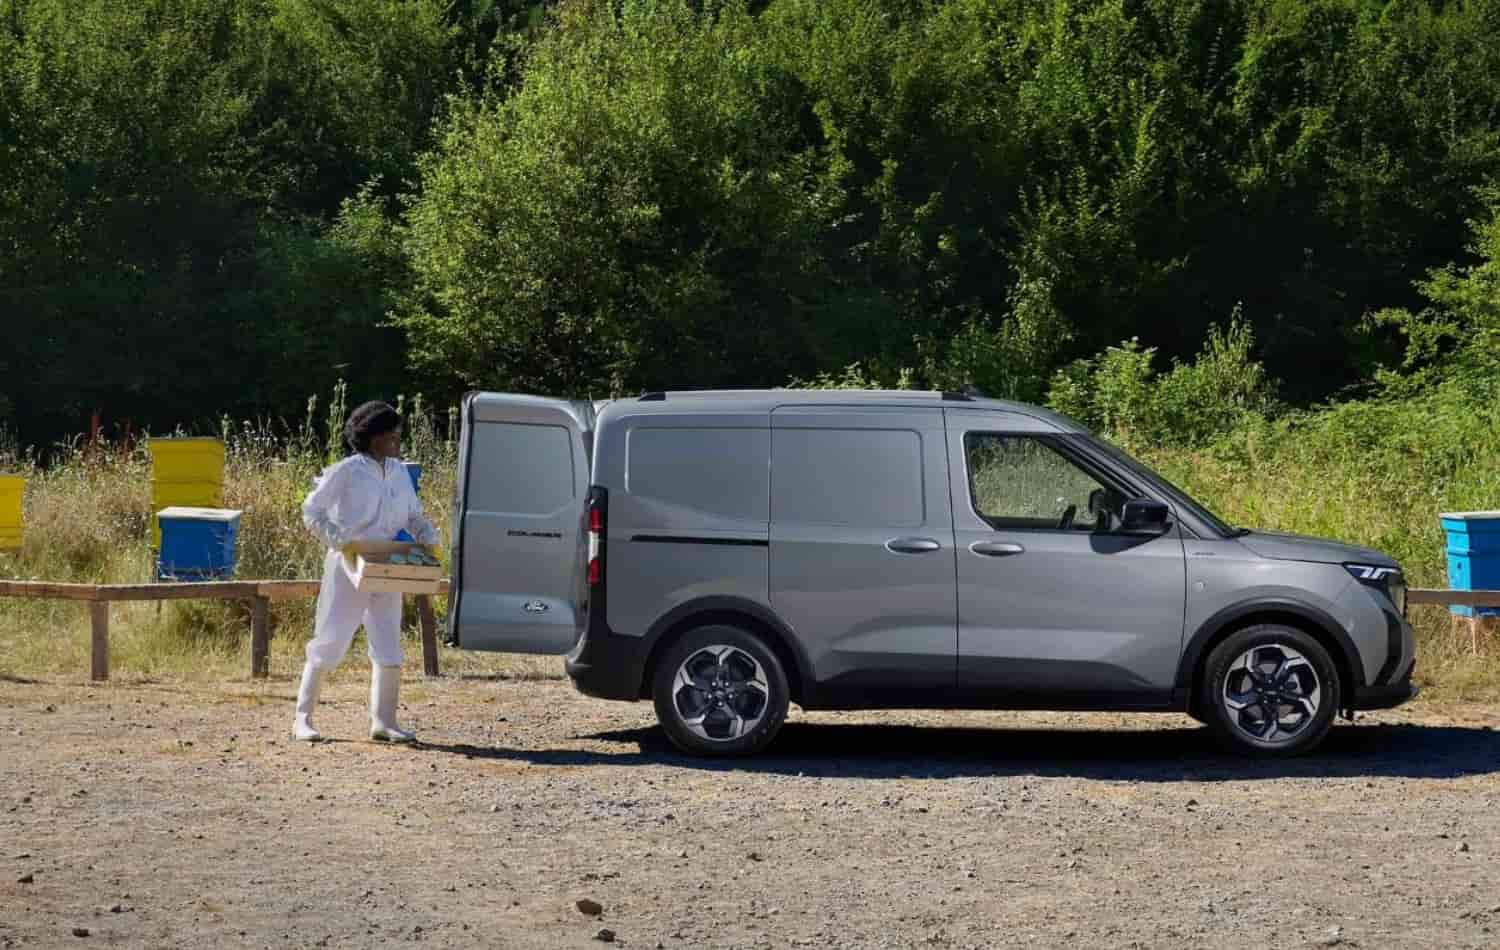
[626,427,769,521]
[772,428,923,527]
[469,423,575,515]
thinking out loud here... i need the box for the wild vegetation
[6,0,1500,439]
[4,0,1500,695]
[0,390,555,683]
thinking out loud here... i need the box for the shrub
[1046,313,1276,448]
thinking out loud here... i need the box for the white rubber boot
[369,665,416,743]
[292,663,325,742]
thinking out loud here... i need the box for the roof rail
[639,391,666,402]
[942,385,987,401]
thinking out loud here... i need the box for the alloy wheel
[671,645,771,742]
[1221,644,1322,744]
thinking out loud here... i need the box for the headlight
[1345,563,1407,616]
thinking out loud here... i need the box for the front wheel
[1200,624,1340,757]
[651,624,790,757]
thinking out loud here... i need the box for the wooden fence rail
[1407,588,1500,607]
[1408,588,1500,655]
[3,583,1497,682]
[0,578,450,681]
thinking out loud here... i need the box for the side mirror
[1120,498,1170,535]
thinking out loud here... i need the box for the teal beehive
[1440,511,1500,617]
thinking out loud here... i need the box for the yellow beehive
[0,475,23,552]
[147,438,224,547]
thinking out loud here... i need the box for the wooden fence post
[90,602,109,681]
[417,595,439,677]
[250,596,270,678]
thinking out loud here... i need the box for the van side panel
[597,411,772,640]
[768,407,957,692]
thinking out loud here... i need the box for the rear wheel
[1200,624,1339,757]
[651,624,790,757]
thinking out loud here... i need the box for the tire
[651,624,790,757]
[1200,624,1340,758]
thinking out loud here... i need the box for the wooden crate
[345,540,443,595]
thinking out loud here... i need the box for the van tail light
[587,487,606,587]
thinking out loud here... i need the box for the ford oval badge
[522,600,549,614]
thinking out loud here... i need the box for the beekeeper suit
[292,401,438,743]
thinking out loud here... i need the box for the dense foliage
[4,0,1500,446]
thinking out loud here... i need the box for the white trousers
[305,549,405,669]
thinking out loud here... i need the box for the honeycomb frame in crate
[344,540,443,595]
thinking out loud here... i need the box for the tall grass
[0,390,557,685]
[5,381,1499,703]
[1138,389,1500,703]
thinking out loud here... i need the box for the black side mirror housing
[1121,498,1171,535]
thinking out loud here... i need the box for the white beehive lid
[157,506,243,521]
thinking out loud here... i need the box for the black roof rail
[943,385,987,401]
[639,391,666,401]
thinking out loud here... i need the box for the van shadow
[416,719,1500,783]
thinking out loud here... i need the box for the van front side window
[965,433,1122,532]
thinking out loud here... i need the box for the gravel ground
[2,673,1499,949]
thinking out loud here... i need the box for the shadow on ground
[415,717,1500,783]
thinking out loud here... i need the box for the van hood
[1237,530,1397,568]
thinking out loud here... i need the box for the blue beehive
[157,506,242,581]
[1440,511,1500,617]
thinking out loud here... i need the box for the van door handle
[970,541,1025,557]
[885,537,941,554]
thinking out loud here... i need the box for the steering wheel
[1059,504,1077,530]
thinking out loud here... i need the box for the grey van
[448,389,1416,758]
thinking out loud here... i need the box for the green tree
[399,0,830,396]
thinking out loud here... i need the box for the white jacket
[301,454,439,550]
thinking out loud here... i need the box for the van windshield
[1083,435,1238,538]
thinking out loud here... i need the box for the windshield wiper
[1228,526,1253,537]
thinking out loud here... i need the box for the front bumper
[1352,648,1418,710]
[1352,681,1419,710]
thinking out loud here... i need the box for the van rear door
[449,393,593,653]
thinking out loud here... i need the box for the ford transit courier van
[448,389,1416,758]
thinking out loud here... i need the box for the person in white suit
[292,401,439,743]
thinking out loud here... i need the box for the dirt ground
[3,672,1500,950]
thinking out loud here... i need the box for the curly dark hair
[344,401,402,454]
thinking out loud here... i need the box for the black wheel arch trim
[1176,598,1365,692]
[640,596,814,702]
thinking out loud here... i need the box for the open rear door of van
[449,393,594,653]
